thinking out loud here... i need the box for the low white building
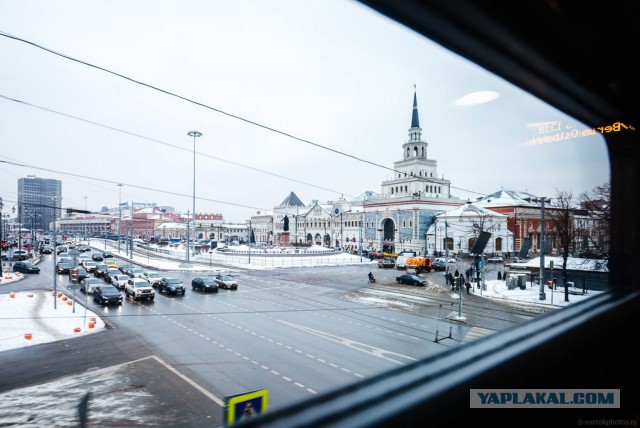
[426,203,513,257]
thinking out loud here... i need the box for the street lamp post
[117,184,123,254]
[525,196,550,300]
[187,130,202,265]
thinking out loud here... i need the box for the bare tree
[579,182,611,258]
[548,190,582,302]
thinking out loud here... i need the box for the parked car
[110,274,131,290]
[69,266,87,282]
[80,277,103,294]
[94,263,109,278]
[56,262,72,274]
[93,285,123,305]
[125,278,155,301]
[378,258,396,269]
[158,277,186,295]
[214,274,238,290]
[12,261,40,274]
[487,256,504,263]
[396,274,427,286]
[91,252,104,261]
[142,271,163,286]
[191,277,219,292]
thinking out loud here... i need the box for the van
[395,251,417,269]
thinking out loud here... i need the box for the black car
[94,263,109,277]
[158,277,186,295]
[56,262,72,274]
[119,264,134,274]
[91,252,104,261]
[69,266,87,282]
[102,251,114,259]
[93,285,123,305]
[431,260,447,271]
[192,277,219,292]
[395,274,426,286]
[12,261,40,274]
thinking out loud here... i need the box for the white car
[142,271,163,286]
[128,268,145,278]
[110,274,130,290]
[124,278,155,301]
[80,278,103,294]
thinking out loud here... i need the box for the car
[158,277,186,295]
[102,251,114,259]
[56,262,72,274]
[119,264,134,274]
[110,274,130,290]
[80,260,98,272]
[56,245,68,255]
[191,277,219,292]
[11,250,29,261]
[12,261,40,274]
[142,271,163,286]
[395,274,426,286]
[105,268,121,283]
[94,263,109,278]
[69,266,87,282]
[127,267,145,278]
[124,278,155,301]
[91,252,104,261]
[93,285,123,305]
[104,259,118,269]
[368,251,384,260]
[487,256,504,263]
[431,260,447,271]
[213,274,238,290]
[40,245,53,254]
[378,258,395,269]
[58,256,73,266]
[80,277,103,294]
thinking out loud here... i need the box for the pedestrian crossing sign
[225,389,268,425]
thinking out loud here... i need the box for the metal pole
[187,130,202,264]
[52,196,57,309]
[117,184,123,254]
[538,198,547,300]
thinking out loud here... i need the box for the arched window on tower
[421,147,425,157]
[413,146,418,157]
[406,147,410,157]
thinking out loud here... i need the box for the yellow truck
[405,256,432,273]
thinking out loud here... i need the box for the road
[0,252,552,427]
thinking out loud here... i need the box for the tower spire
[411,84,420,128]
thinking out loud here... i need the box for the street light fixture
[187,130,202,266]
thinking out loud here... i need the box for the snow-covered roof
[474,189,544,207]
[436,203,507,219]
[156,222,187,230]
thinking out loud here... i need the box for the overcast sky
[0,0,610,222]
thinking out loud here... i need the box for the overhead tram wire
[0,94,351,198]
[0,32,484,197]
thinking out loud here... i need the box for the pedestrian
[454,269,459,278]
[497,271,502,280]
[465,280,471,294]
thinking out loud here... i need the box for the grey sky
[0,0,610,221]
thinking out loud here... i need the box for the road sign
[225,389,268,426]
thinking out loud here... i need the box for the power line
[0,94,352,198]
[0,32,485,196]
